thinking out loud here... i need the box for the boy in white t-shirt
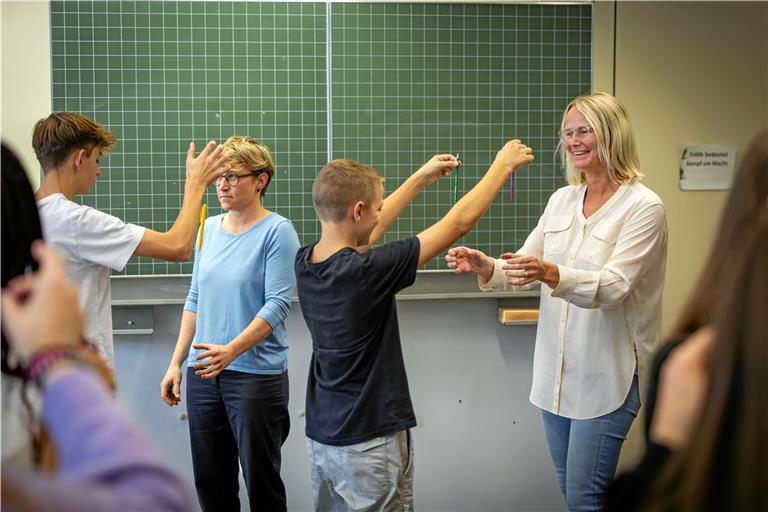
[33,112,227,368]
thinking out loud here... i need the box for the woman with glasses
[446,92,667,511]
[160,136,300,512]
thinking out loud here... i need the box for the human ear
[352,201,365,223]
[255,173,268,193]
[72,149,86,170]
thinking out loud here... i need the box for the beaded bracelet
[25,347,86,388]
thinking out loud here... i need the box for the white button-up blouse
[481,182,668,419]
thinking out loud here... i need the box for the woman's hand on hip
[192,343,237,379]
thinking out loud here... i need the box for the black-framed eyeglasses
[559,126,594,141]
[215,170,260,187]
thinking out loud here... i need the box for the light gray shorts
[306,429,414,512]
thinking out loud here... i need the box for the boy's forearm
[416,160,515,265]
[369,171,431,245]
[166,180,207,251]
[446,160,511,229]
[133,180,206,261]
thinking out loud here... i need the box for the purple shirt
[3,369,189,511]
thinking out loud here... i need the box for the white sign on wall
[679,145,737,191]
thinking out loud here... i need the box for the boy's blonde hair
[32,112,116,170]
[222,136,275,196]
[312,159,383,222]
[559,91,643,186]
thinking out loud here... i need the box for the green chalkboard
[50,1,591,275]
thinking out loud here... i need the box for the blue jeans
[541,375,641,512]
[186,368,290,512]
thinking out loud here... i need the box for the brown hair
[32,112,116,170]
[222,135,275,196]
[312,159,383,222]
[644,221,768,512]
[642,131,768,511]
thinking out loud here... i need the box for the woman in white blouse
[446,92,667,512]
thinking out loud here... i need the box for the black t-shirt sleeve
[365,237,420,298]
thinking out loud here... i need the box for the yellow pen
[198,203,207,251]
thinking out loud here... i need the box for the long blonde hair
[559,92,643,186]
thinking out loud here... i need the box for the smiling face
[562,107,606,176]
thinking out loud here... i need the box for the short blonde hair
[32,112,116,170]
[222,136,275,195]
[312,159,383,222]
[559,92,643,186]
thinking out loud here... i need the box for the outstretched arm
[445,246,495,282]
[417,140,534,266]
[1,243,189,512]
[134,141,228,262]
[361,154,459,250]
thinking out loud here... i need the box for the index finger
[210,144,228,166]
[197,140,217,158]
[195,352,213,361]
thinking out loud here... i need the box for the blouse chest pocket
[542,214,574,258]
[579,220,622,266]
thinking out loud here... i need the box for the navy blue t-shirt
[296,237,420,446]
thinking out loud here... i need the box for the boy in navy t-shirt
[296,141,534,510]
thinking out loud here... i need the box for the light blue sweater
[184,213,300,374]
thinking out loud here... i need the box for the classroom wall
[115,303,563,511]
[0,0,50,188]
[2,1,767,511]
[615,1,768,338]
[598,0,768,471]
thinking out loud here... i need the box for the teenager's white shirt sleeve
[75,206,145,271]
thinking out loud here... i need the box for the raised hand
[186,140,229,187]
[493,139,535,173]
[415,154,460,186]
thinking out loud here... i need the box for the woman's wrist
[25,347,89,389]
[479,256,495,283]
[542,262,560,289]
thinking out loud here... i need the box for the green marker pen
[453,153,460,203]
